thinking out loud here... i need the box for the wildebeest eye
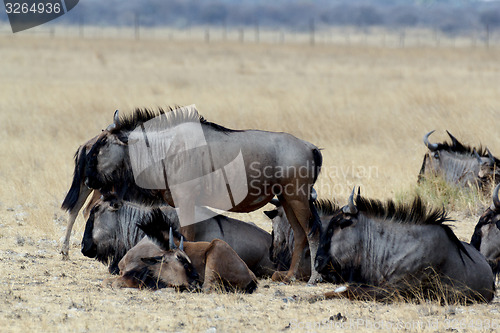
[339,219,354,229]
[433,152,440,159]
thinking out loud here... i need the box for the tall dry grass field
[0,31,499,332]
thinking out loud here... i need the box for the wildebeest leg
[61,186,92,260]
[322,285,395,302]
[306,227,321,285]
[202,239,257,293]
[289,198,322,285]
[271,198,308,283]
[104,276,141,289]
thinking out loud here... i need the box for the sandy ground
[1,205,499,333]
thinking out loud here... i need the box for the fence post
[239,28,244,43]
[486,24,490,48]
[255,22,259,43]
[309,18,315,46]
[223,20,227,41]
[134,13,140,40]
[79,13,84,38]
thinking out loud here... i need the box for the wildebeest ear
[141,256,164,265]
[264,210,279,220]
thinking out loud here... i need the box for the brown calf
[107,235,257,293]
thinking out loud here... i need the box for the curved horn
[446,130,460,146]
[473,149,482,164]
[492,184,500,211]
[423,130,438,152]
[269,198,281,207]
[486,148,496,165]
[179,236,184,251]
[342,187,358,215]
[105,110,120,131]
[169,227,176,250]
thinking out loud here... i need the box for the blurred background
[1,0,500,46]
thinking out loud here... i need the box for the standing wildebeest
[314,189,495,303]
[419,130,498,191]
[264,197,338,280]
[84,106,323,284]
[81,196,274,276]
[108,212,258,293]
[471,184,500,276]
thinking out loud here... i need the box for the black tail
[137,208,182,251]
[312,148,323,183]
[61,146,86,211]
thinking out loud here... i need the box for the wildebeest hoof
[306,275,323,286]
[271,271,293,283]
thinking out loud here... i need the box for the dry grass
[0,30,500,332]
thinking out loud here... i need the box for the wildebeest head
[140,239,200,291]
[81,196,128,272]
[80,193,170,274]
[419,130,494,188]
[471,184,500,274]
[314,189,362,283]
[84,111,129,191]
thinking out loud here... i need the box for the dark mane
[354,195,471,261]
[137,208,184,251]
[315,199,340,217]
[436,140,488,158]
[111,108,165,134]
[110,106,241,134]
[355,195,450,226]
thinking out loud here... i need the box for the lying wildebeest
[82,196,274,276]
[314,189,495,303]
[419,130,498,191]
[107,211,258,293]
[60,134,165,259]
[264,197,337,280]
[471,184,500,276]
[84,106,323,283]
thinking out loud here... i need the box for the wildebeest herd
[61,106,500,304]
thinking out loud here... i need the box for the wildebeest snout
[81,238,97,258]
